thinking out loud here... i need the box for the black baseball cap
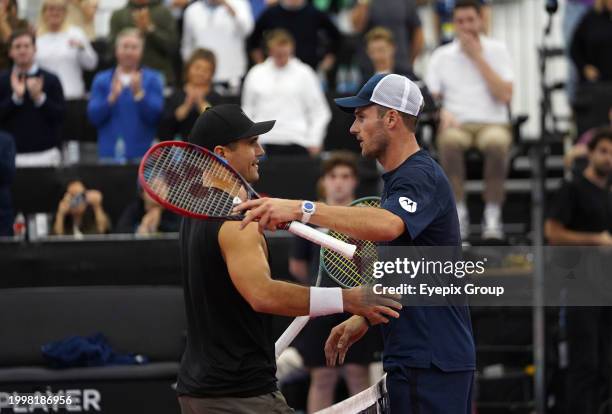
[188,104,275,151]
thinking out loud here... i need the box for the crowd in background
[0,0,612,412]
[0,0,611,241]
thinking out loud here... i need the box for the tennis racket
[275,197,380,358]
[138,141,356,259]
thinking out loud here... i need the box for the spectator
[565,108,612,171]
[36,0,98,100]
[563,0,594,102]
[159,48,221,141]
[569,0,612,85]
[569,0,612,136]
[87,28,163,162]
[434,0,490,45]
[248,0,340,74]
[311,0,362,92]
[65,0,98,39]
[242,29,331,156]
[0,0,30,71]
[110,0,177,85]
[425,0,513,240]
[545,127,612,414]
[0,30,65,167]
[181,0,253,90]
[52,179,110,235]
[116,179,179,234]
[365,27,435,118]
[289,151,380,412]
[352,0,423,76]
[365,26,412,77]
[163,0,188,87]
[0,131,15,236]
[93,0,126,39]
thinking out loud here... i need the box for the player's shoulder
[392,150,439,182]
[218,221,263,250]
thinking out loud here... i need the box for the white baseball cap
[335,73,424,116]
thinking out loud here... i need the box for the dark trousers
[178,391,294,414]
[386,365,474,414]
[566,307,612,414]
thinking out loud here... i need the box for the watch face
[303,201,315,212]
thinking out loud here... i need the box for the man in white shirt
[181,0,253,90]
[242,29,331,157]
[425,0,513,240]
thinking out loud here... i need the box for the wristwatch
[301,200,316,224]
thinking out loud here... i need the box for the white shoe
[482,204,504,240]
[457,202,470,240]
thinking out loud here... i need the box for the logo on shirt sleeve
[399,197,417,213]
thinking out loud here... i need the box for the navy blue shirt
[379,149,476,372]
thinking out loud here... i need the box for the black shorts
[293,313,383,368]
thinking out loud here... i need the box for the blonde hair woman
[36,0,98,99]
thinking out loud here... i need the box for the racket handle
[287,221,356,259]
[275,315,310,358]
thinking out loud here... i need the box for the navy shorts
[386,365,474,414]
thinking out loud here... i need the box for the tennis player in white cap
[236,73,476,413]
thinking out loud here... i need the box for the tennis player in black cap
[176,104,401,414]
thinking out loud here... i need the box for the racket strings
[323,236,378,287]
[142,145,245,218]
[321,198,381,288]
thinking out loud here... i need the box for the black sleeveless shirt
[176,218,278,397]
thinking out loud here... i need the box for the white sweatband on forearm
[309,287,343,317]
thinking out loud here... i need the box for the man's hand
[131,70,144,98]
[68,38,84,50]
[175,87,197,120]
[458,32,482,60]
[138,207,162,234]
[85,189,103,208]
[598,231,612,246]
[439,108,460,132]
[318,53,335,73]
[235,198,302,232]
[57,193,72,216]
[584,65,600,82]
[10,72,26,99]
[325,316,369,366]
[25,76,44,102]
[342,286,401,324]
[132,7,152,32]
[108,73,123,104]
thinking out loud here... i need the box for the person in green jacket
[109,0,177,86]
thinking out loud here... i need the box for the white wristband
[309,287,343,317]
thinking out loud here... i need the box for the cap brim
[334,96,372,113]
[236,120,276,140]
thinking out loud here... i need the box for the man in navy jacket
[0,30,65,165]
